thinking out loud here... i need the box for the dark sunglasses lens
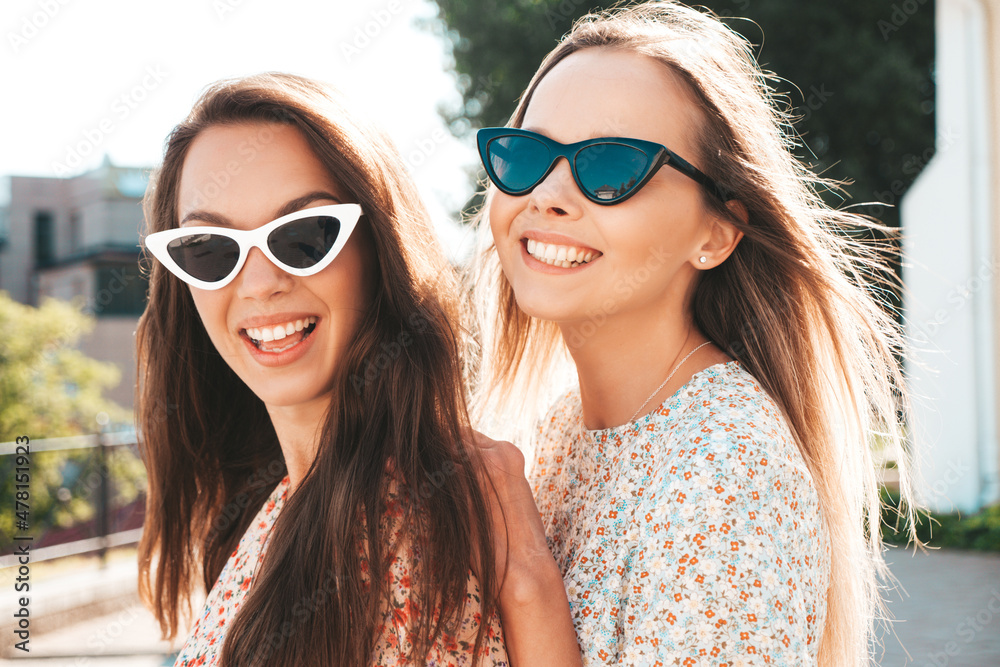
[488,135,551,192]
[166,234,240,283]
[268,215,341,269]
[576,143,651,201]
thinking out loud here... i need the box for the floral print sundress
[173,475,507,666]
[529,361,830,665]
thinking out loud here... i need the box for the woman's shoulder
[633,362,819,518]
[669,360,784,423]
[650,362,824,541]
[661,361,797,459]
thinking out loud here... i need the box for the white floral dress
[529,361,829,665]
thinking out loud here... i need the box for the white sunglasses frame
[144,203,362,291]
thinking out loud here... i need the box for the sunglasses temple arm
[666,152,733,201]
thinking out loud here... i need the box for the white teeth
[244,316,317,343]
[525,240,600,268]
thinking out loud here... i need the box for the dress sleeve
[617,408,829,665]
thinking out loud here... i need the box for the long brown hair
[137,72,499,665]
[470,3,917,664]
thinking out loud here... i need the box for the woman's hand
[470,431,552,587]
[470,431,583,666]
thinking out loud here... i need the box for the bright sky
[0,0,481,256]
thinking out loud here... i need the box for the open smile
[520,235,603,272]
[524,238,601,268]
[236,315,321,368]
[241,316,318,352]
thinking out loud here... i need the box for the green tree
[0,293,128,439]
[428,0,935,233]
[0,292,140,554]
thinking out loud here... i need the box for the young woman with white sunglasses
[138,73,508,666]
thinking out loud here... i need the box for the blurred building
[903,0,1000,513]
[0,158,148,410]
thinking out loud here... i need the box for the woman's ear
[693,200,746,269]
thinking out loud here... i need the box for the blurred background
[0,0,997,665]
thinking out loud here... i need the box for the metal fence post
[96,430,109,568]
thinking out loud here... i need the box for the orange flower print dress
[174,476,507,666]
[530,361,829,665]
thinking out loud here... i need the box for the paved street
[1,601,177,666]
[0,558,179,666]
[1,548,997,666]
[877,549,1000,666]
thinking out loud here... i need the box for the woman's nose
[234,247,295,300]
[526,158,585,218]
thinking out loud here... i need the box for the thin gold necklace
[629,340,712,423]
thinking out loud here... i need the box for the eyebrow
[179,191,343,227]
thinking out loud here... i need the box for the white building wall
[902,0,999,513]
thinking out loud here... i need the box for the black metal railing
[0,431,145,568]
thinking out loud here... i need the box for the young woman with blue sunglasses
[137,73,507,666]
[470,3,915,665]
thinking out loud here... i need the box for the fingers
[465,429,526,476]
[467,428,503,449]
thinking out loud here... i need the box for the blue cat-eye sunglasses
[477,127,730,205]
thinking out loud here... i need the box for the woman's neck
[561,308,725,430]
[266,393,331,489]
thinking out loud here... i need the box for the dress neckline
[583,360,741,438]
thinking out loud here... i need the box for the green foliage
[0,292,129,440]
[429,0,935,234]
[0,292,140,555]
[882,491,1000,552]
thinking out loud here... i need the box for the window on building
[94,262,148,316]
[0,207,9,249]
[34,211,55,267]
[69,209,81,254]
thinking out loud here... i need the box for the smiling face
[489,47,731,337]
[177,122,372,410]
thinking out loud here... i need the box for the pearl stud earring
[698,256,708,264]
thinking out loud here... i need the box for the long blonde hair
[469,3,916,663]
